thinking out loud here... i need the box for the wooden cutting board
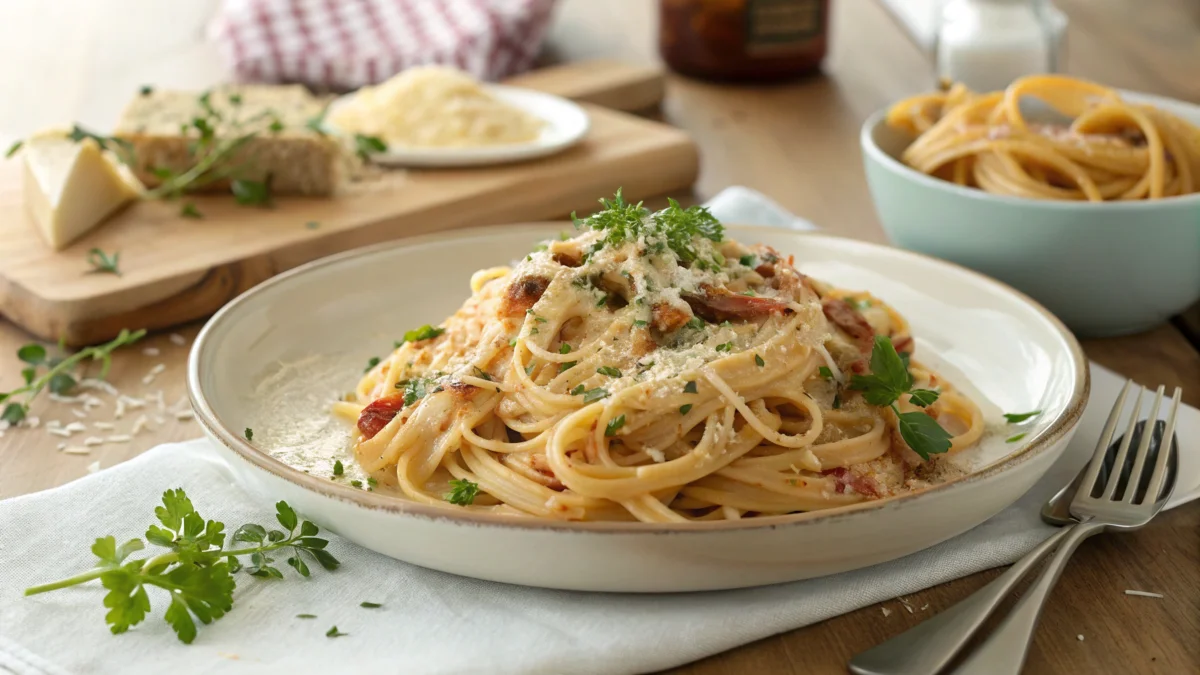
[0,61,696,346]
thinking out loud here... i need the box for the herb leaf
[445,478,480,505]
[86,248,122,276]
[907,389,939,408]
[582,388,609,404]
[605,414,626,437]
[596,366,622,378]
[679,404,692,415]
[1003,411,1041,424]
[895,410,953,461]
[400,325,444,344]
[353,134,387,159]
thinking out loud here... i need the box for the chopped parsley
[180,202,203,219]
[400,324,444,344]
[832,393,842,409]
[739,254,756,267]
[683,381,698,394]
[605,414,626,436]
[849,336,952,460]
[597,366,622,377]
[559,343,572,354]
[360,601,383,609]
[559,361,577,373]
[570,384,586,395]
[445,478,480,505]
[715,342,733,352]
[1003,411,1041,424]
[571,191,723,264]
[719,320,732,328]
[754,354,765,367]
[332,460,344,477]
[633,319,648,327]
[297,614,317,619]
[1006,433,1027,443]
[686,316,705,330]
[367,477,378,488]
[582,388,609,403]
[397,377,433,406]
[818,366,834,380]
[350,480,362,488]
[363,356,380,373]
[679,404,693,415]
[535,316,548,323]
[595,294,608,307]
[244,427,254,441]
[472,366,493,381]
[326,626,348,638]
[509,338,518,347]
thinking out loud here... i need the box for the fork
[849,381,1181,675]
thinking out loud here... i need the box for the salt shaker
[934,0,1067,92]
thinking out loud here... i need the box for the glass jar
[934,0,1068,92]
[658,0,831,82]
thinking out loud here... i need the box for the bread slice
[114,85,349,197]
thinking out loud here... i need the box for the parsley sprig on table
[1,328,145,424]
[571,190,724,264]
[24,489,338,644]
[849,336,952,460]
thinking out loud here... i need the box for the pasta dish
[887,75,1200,201]
[328,65,544,148]
[334,194,983,522]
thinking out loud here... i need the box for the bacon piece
[822,298,875,355]
[500,275,550,317]
[754,263,776,278]
[357,394,405,440]
[892,335,914,356]
[684,284,791,322]
[651,302,692,333]
[825,467,881,498]
[447,380,480,401]
[552,251,582,267]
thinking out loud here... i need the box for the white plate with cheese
[322,66,590,168]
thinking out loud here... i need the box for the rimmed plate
[323,85,589,168]
[188,225,1088,592]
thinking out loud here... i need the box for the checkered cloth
[207,0,558,89]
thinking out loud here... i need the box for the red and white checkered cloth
[207,0,558,89]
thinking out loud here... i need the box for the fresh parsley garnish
[571,191,723,264]
[1003,411,1041,424]
[360,601,382,609]
[472,366,493,382]
[5,140,23,158]
[570,384,585,396]
[1006,433,1026,443]
[244,428,253,441]
[350,480,362,488]
[180,202,203,219]
[445,478,480,505]
[582,388,609,403]
[1,329,144,425]
[683,381,698,394]
[398,377,433,407]
[353,134,387,160]
[297,614,317,619]
[686,316,704,330]
[754,354,765,367]
[86,248,122,276]
[364,356,380,373]
[231,178,272,207]
[400,325,444,344]
[597,366,622,378]
[832,393,842,409]
[739,254,756,267]
[605,414,626,437]
[715,342,733,352]
[139,85,154,96]
[559,361,577,373]
[849,336,953,460]
[22,490,338,644]
[326,626,348,638]
[559,343,572,354]
[332,460,344,477]
[633,319,648,327]
[679,404,692,415]
[818,366,834,380]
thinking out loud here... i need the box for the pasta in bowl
[337,195,983,522]
[189,199,1087,591]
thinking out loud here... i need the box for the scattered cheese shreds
[131,415,149,435]
[175,410,195,421]
[1124,590,1164,598]
[70,409,87,418]
[64,446,91,455]
[107,434,132,443]
[169,333,187,346]
[142,347,161,357]
[83,436,105,447]
[79,378,119,395]
[93,422,116,431]
[86,461,101,473]
[65,422,87,433]
[1077,634,1084,641]
[47,428,72,438]
[49,393,83,404]
[56,442,66,450]
[881,607,892,617]
[25,416,41,429]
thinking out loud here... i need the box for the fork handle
[952,521,1107,675]
[848,526,1074,675]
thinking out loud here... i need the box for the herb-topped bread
[114,85,349,198]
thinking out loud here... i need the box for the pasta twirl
[887,75,1200,201]
[333,196,984,522]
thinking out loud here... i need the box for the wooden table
[1,0,1197,673]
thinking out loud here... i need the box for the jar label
[745,0,824,55]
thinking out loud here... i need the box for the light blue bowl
[860,92,1200,338]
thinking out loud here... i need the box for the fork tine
[1143,388,1182,504]
[1080,380,1132,496]
[1101,385,1143,500]
[1121,386,1164,503]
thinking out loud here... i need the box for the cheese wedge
[23,133,143,250]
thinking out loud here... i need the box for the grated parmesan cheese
[82,436,105,447]
[86,461,100,473]
[64,446,91,455]
[142,347,161,357]
[1123,590,1164,598]
[169,333,187,346]
[107,434,132,443]
[65,421,87,433]
[93,422,115,431]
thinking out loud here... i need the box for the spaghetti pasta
[886,75,1200,201]
[333,195,984,522]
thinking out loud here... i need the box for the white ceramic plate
[188,225,1088,592]
[323,85,589,168]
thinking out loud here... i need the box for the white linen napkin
[1,187,1196,675]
